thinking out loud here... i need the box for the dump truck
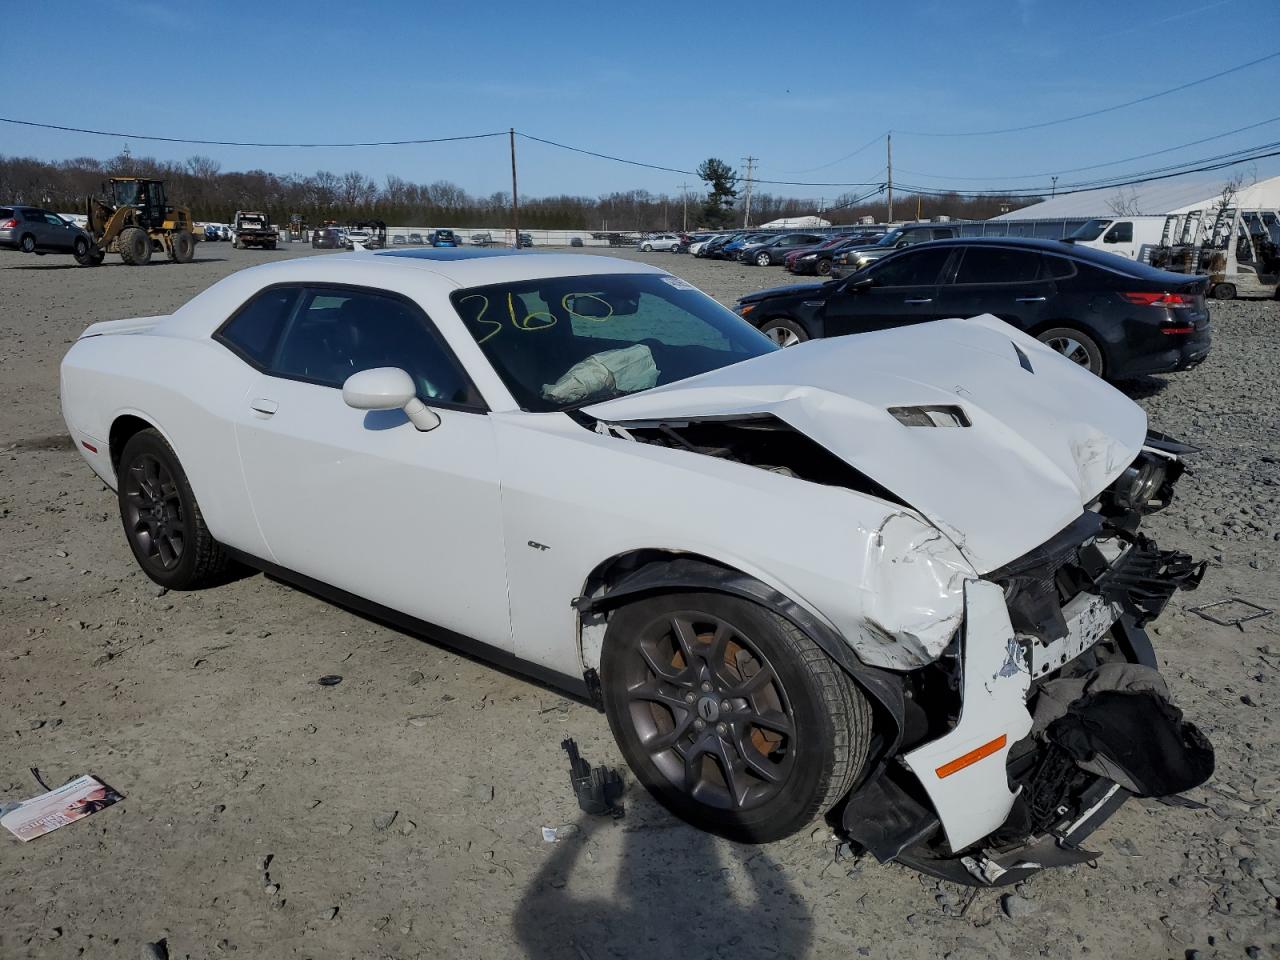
[231,211,278,250]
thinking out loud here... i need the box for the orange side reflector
[935,734,1007,779]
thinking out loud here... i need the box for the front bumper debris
[842,509,1210,885]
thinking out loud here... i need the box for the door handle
[903,298,933,304]
[1015,296,1047,303]
[249,398,279,417]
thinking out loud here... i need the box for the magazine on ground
[0,775,124,842]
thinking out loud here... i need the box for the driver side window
[218,285,484,409]
[868,248,951,287]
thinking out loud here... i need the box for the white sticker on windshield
[661,275,695,290]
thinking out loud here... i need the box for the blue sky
[3,0,1278,203]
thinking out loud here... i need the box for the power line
[895,50,1280,137]
[896,142,1280,199]
[779,131,888,175]
[894,115,1280,181]
[0,115,507,148]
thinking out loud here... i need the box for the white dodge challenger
[60,248,1211,884]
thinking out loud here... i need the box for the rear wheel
[760,317,808,348]
[117,429,228,589]
[601,592,870,842]
[1037,326,1104,376]
[19,233,35,253]
[170,230,195,263]
[117,227,152,265]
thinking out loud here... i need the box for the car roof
[899,236,1191,280]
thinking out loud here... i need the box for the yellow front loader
[80,178,197,266]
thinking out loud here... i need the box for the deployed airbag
[542,345,659,405]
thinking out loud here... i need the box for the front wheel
[601,592,870,842]
[117,227,152,265]
[117,428,228,589]
[755,251,772,266]
[760,317,809,348]
[641,243,652,252]
[1211,282,1236,301]
[815,259,832,277]
[1037,326,1104,376]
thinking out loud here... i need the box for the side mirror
[342,367,440,432]
[842,276,875,293]
[895,239,910,248]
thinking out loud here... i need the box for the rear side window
[0,207,13,219]
[870,248,952,286]
[1042,255,1078,280]
[953,247,1042,284]
[217,286,301,366]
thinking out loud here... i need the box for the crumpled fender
[850,512,974,670]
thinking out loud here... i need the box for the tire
[760,317,809,348]
[72,236,90,263]
[267,241,277,250]
[815,259,832,277]
[19,233,35,253]
[234,238,243,250]
[1211,282,1236,301]
[641,243,652,252]
[170,230,195,263]
[1037,326,1104,376]
[117,227,152,265]
[601,592,870,843]
[755,251,772,267]
[117,428,228,589]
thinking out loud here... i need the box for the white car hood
[584,314,1146,573]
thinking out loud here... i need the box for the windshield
[452,273,776,412]
[1069,219,1111,242]
[875,229,904,246]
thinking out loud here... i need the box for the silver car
[639,233,682,252]
[0,205,94,259]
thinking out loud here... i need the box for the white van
[1064,216,1172,263]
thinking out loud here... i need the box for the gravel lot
[1,242,1277,960]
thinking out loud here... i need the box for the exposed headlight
[1114,457,1168,512]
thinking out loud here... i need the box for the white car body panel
[902,580,1032,851]
[586,315,1145,574]
[58,250,1162,855]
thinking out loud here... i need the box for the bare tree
[1106,188,1143,216]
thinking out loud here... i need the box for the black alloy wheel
[117,429,228,588]
[122,451,186,572]
[602,592,869,842]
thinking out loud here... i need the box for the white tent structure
[757,215,832,229]
[993,175,1280,220]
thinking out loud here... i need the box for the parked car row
[733,236,1212,380]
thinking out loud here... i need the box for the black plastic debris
[561,738,624,817]
[317,675,343,687]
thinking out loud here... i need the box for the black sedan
[732,237,1211,379]
[737,232,825,266]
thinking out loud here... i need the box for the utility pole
[509,128,520,248]
[742,156,757,228]
[678,181,693,232]
[886,133,893,224]
[1051,175,1059,198]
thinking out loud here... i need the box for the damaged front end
[843,433,1212,886]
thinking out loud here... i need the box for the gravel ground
[0,242,1277,960]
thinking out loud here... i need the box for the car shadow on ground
[8,258,228,270]
[1117,375,1169,400]
[513,814,813,959]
